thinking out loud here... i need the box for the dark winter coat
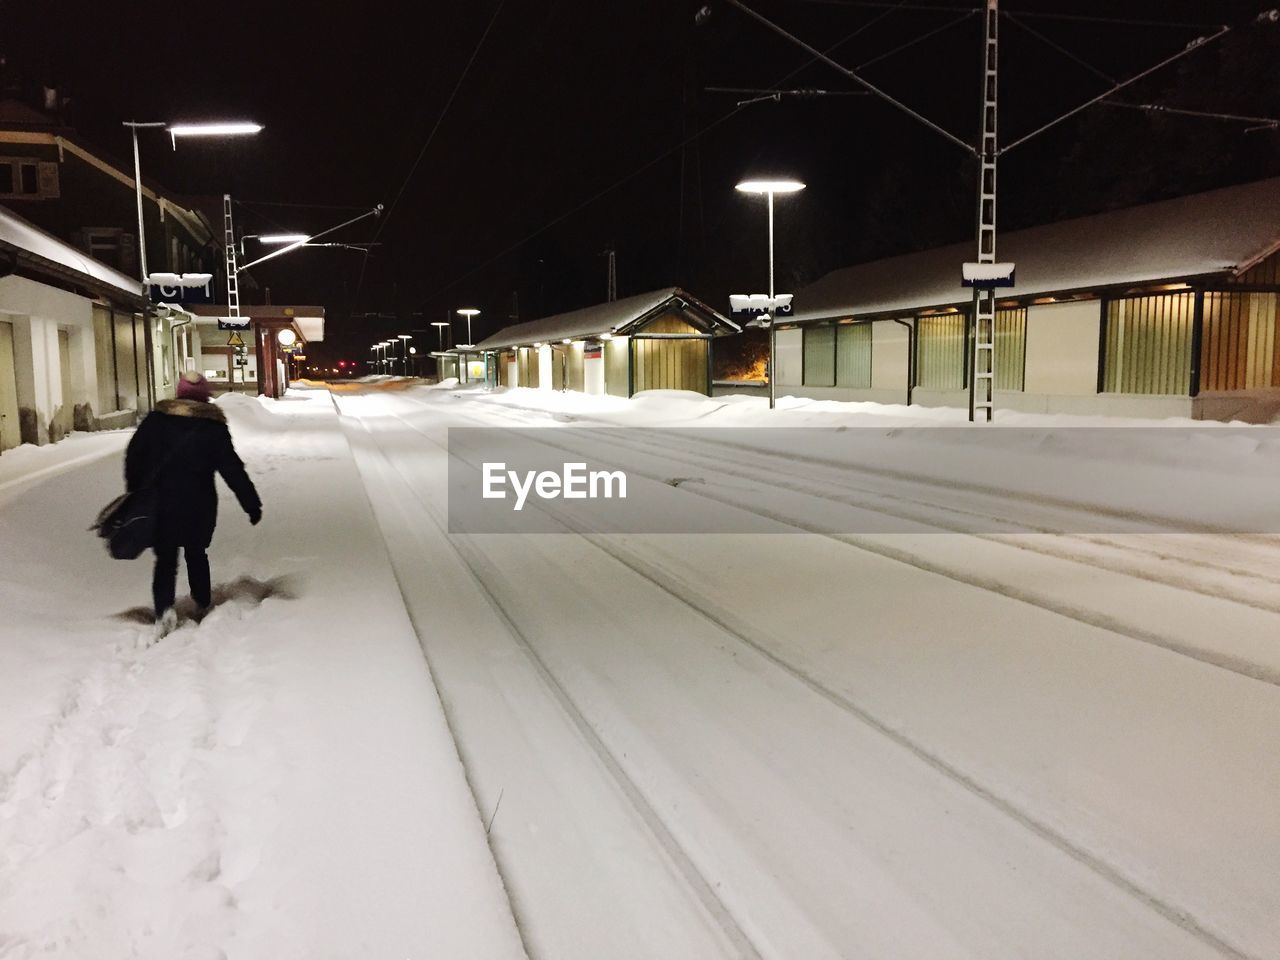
[124,398,261,549]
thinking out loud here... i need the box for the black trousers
[152,543,211,616]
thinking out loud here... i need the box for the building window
[836,322,872,388]
[916,313,967,390]
[995,307,1027,392]
[1102,293,1194,395]
[1201,291,1279,391]
[0,158,58,199]
[802,325,836,386]
[83,228,136,273]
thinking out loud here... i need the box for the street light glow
[168,122,264,137]
[735,179,806,194]
[258,233,308,244]
[456,308,480,317]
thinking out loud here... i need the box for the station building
[0,204,150,452]
[779,177,1280,421]
[470,288,740,397]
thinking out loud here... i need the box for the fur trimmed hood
[155,398,227,423]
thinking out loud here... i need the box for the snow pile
[0,389,522,959]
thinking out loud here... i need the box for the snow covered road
[3,381,1278,960]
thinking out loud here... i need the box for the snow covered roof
[792,177,1280,323]
[475,287,739,351]
[0,203,143,300]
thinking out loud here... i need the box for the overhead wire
[353,0,507,307]
[418,0,925,306]
[1002,11,1117,83]
[1102,101,1280,130]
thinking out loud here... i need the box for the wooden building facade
[775,178,1280,421]
[474,288,739,398]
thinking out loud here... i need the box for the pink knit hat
[176,371,212,402]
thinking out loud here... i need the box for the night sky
[5,0,1277,363]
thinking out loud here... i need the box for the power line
[1008,9,1221,31]
[354,0,506,305]
[791,0,976,12]
[1103,100,1280,130]
[724,0,975,153]
[234,199,371,212]
[1000,24,1232,153]
[855,7,977,69]
[417,0,931,306]
[1002,11,1116,84]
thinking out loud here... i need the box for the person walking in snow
[124,371,262,635]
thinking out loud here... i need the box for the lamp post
[431,321,451,381]
[122,120,262,282]
[457,308,480,347]
[397,334,412,377]
[735,178,805,409]
[409,345,418,378]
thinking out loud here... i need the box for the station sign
[217,316,252,331]
[731,293,793,328]
[961,262,1016,289]
[146,272,215,305]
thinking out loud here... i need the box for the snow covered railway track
[374,401,1265,960]
[336,404,762,960]
[456,399,1280,613]
[422,404,1280,687]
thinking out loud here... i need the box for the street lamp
[735,177,805,409]
[122,119,261,282]
[240,233,308,255]
[456,308,480,347]
[397,334,412,377]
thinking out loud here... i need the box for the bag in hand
[92,487,159,560]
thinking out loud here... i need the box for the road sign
[227,331,245,347]
[217,317,252,331]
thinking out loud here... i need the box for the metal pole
[768,190,776,410]
[130,127,148,282]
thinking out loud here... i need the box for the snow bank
[0,389,523,959]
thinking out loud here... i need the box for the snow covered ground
[0,390,523,960]
[2,381,1279,960]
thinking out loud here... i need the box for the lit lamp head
[168,122,263,138]
[258,233,308,245]
[735,178,806,196]
[276,328,298,347]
